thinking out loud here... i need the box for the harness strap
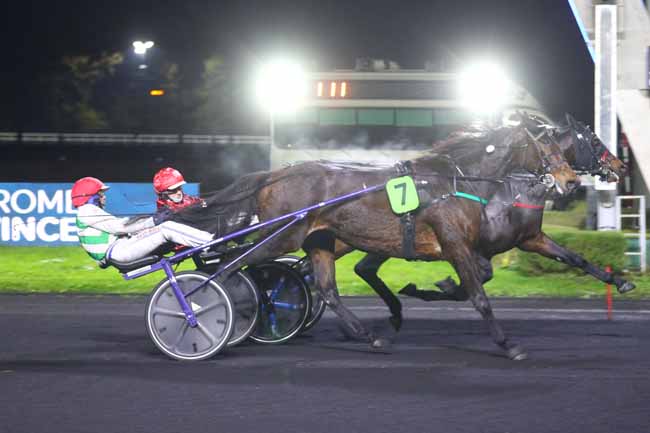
[393,166,417,259]
[400,213,416,260]
[395,160,414,176]
[513,202,545,210]
[452,191,488,205]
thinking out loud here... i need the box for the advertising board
[0,183,199,246]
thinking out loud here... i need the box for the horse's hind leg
[448,248,527,360]
[354,253,403,331]
[400,255,493,302]
[310,248,389,350]
[519,232,635,294]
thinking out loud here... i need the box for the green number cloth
[386,176,420,214]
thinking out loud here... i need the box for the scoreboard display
[312,79,456,100]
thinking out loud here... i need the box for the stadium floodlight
[458,62,512,114]
[133,40,155,55]
[255,59,307,114]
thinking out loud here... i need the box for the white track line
[348,306,650,314]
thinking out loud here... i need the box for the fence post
[605,265,612,320]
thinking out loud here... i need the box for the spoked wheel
[146,271,234,361]
[274,255,326,332]
[224,271,259,347]
[247,262,311,344]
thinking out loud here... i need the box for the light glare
[133,40,155,55]
[458,62,512,114]
[255,60,307,113]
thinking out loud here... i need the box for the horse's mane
[425,124,522,170]
[314,160,394,172]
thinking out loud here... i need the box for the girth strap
[400,212,416,260]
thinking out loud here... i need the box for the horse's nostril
[566,180,579,191]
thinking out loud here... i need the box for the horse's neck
[491,176,547,205]
[471,140,542,200]
[412,155,458,176]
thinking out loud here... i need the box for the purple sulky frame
[121,183,385,327]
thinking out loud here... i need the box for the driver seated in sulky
[72,176,212,265]
[153,167,205,211]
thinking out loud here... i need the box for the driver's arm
[78,206,155,235]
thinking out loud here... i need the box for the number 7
[394,182,407,206]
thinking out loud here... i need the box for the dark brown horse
[341,114,631,330]
[172,123,578,360]
[399,114,633,302]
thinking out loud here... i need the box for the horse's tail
[168,167,311,234]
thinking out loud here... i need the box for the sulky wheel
[247,261,311,344]
[224,270,260,347]
[146,271,234,361]
[273,255,326,332]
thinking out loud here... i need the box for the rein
[512,202,545,210]
[405,127,562,207]
[600,148,609,162]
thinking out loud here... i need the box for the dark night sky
[1,0,594,130]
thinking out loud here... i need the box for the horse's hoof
[389,315,402,332]
[434,276,457,293]
[507,346,528,361]
[398,283,417,296]
[617,281,636,294]
[371,338,392,351]
[435,277,468,300]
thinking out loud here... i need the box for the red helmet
[153,167,186,194]
[71,177,109,208]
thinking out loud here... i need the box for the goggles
[166,186,183,194]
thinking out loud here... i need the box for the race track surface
[0,294,649,433]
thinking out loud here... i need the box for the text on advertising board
[0,183,199,246]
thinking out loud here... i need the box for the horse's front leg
[310,248,389,350]
[446,245,527,360]
[518,232,635,294]
[354,253,403,331]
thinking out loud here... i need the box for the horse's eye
[485,144,496,154]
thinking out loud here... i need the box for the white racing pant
[107,221,213,262]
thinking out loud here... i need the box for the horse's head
[427,124,578,195]
[557,113,626,183]
[514,125,580,195]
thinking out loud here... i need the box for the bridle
[518,112,618,182]
[520,127,572,190]
[568,123,619,182]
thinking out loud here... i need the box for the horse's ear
[565,113,576,127]
[515,110,526,124]
[519,111,539,129]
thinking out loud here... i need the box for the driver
[72,176,213,264]
[153,167,204,212]
[152,167,207,250]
